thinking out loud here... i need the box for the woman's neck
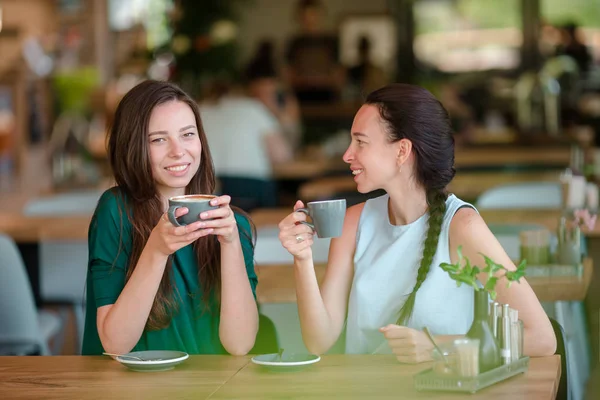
[386,183,429,226]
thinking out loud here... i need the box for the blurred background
[0,0,598,196]
[1,0,600,397]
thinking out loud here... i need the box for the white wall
[237,0,390,66]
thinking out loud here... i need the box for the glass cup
[520,229,551,265]
[453,338,480,377]
[431,342,458,376]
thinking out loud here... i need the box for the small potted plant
[440,247,527,372]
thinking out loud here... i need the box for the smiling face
[147,100,202,200]
[343,105,410,193]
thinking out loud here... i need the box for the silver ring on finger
[295,235,304,243]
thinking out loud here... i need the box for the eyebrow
[149,125,197,136]
[351,132,368,138]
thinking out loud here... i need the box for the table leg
[16,242,41,308]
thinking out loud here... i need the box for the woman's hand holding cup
[278,200,315,261]
[193,195,239,244]
[151,207,213,256]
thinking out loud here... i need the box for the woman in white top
[278,83,556,362]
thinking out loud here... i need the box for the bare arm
[97,213,210,354]
[218,231,259,355]
[279,202,363,354]
[449,208,556,357]
[199,196,259,355]
[264,132,293,165]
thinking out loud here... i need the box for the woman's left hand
[198,195,239,244]
[380,324,434,363]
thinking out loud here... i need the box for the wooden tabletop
[480,209,600,238]
[527,258,593,302]
[297,170,562,202]
[256,259,592,304]
[250,207,600,238]
[272,146,570,180]
[0,212,91,242]
[454,146,570,168]
[0,355,560,399]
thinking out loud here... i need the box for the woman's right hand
[149,207,213,256]
[278,200,315,261]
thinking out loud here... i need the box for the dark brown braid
[396,189,448,325]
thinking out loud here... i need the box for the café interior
[1,0,600,398]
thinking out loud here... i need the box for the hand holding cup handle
[167,205,184,227]
[294,199,346,239]
[295,208,315,233]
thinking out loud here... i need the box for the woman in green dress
[82,80,259,356]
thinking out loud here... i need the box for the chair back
[0,234,48,354]
[476,182,562,210]
[23,189,103,216]
[550,317,569,400]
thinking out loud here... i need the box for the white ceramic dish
[251,353,320,371]
[114,350,189,372]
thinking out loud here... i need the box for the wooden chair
[551,317,569,400]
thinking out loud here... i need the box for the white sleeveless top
[345,194,476,354]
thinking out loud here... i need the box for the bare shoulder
[448,206,513,268]
[448,206,495,258]
[330,202,365,250]
[345,202,365,228]
[449,206,487,239]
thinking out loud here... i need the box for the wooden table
[454,146,570,169]
[0,355,560,399]
[272,157,347,180]
[0,212,91,241]
[297,171,563,203]
[480,209,600,238]
[271,146,571,181]
[256,260,592,304]
[250,207,600,238]
[527,258,593,302]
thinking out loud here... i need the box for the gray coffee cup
[297,199,346,238]
[167,195,218,227]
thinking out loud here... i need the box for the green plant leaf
[442,247,527,299]
[484,276,498,291]
[505,260,527,283]
[439,262,459,273]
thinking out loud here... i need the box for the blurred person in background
[347,36,388,98]
[245,39,302,151]
[200,80,293,211]
[284,0,346,104]
[557,22,592,73]
[82,80,259,356]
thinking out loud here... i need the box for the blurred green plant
[53,67,99,115]
[170,0,252,97]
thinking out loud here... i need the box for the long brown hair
[107,80,246,330]
[365,83,455,325]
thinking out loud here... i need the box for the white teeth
[166,165,188,172]
[352,169,363,175]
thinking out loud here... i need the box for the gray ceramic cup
[297,199,346,238]
[167,194,218,227]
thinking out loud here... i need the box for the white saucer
[115,350,189,372]
[251,353,320,371]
